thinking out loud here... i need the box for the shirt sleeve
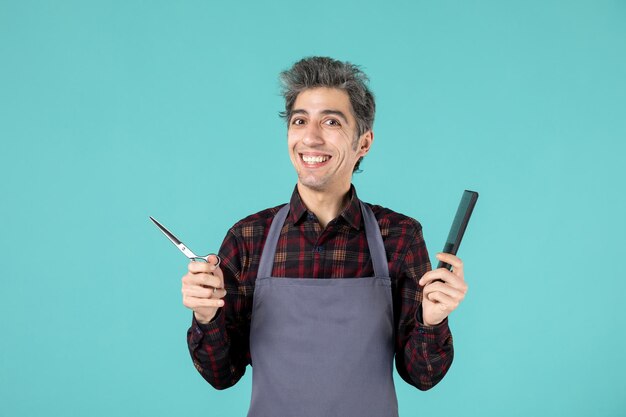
[186,227,253,390]
[393,223,454,390]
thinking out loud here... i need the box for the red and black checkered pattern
[188,185,453,391]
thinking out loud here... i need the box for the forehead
[293,87,353,114]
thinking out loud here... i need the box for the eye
[324,118,341,127]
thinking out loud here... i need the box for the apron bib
[248,201,399,417]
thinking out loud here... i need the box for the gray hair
[279,57,376,172]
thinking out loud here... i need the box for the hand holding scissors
[150,217,226,323]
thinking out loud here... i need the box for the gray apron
[247,201,399,417]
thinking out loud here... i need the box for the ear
[357,130,374,157]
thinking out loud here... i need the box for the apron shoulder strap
[257,204,290,278]
[359,201,390,278]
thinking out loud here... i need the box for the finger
[182,286,214,299]
[183,273,222,289]
[193,297,225,308]
[426,291,458,311]
[420,269,465,289]
[207,254,221,269]
[212,288,227,299]
[436,253,464,278]
[422,281,466,302]
[183,296,225,309]
[209,265,225,289]
[188,261,213,274]
[185,286,227,299]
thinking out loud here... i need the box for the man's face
[287,87,372,194]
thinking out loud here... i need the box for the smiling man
[182,57,468,417]
[287,86,372,227]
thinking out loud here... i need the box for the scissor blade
[150,216,183,244]
[150,216,197,259]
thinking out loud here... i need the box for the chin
[297,176,329,192]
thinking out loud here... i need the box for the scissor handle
[191,254,221,268]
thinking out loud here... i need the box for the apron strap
[257,204,290,278]
[359,201,390,278]
[257,201,389,278]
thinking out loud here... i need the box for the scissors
[149,216,221,267]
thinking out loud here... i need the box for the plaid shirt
[187,185,453,391]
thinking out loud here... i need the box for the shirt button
[307,212,316,221]
[314,246,324,253]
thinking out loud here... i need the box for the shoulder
[364,202,430,269]
[219,204,286,276]
[227,204,286,240]
[365,202,424,238]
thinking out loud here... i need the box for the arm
[394,225,456,391]
[185,230,253,390]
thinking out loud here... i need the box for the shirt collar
[288,184,363,230]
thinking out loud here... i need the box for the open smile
[299,153,332,168]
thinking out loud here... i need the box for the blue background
[1,1,625,416]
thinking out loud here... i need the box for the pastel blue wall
[1,1,625,416]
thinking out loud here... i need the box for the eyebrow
[291,109,350,124]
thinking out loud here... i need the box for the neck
[297,183,351,229]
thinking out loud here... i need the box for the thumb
[207,254,224,287]
[207,253,221,268]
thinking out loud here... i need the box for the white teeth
[302,155,329,163]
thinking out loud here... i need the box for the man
[182,57,468,416]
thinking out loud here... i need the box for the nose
[302,122,324,146]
